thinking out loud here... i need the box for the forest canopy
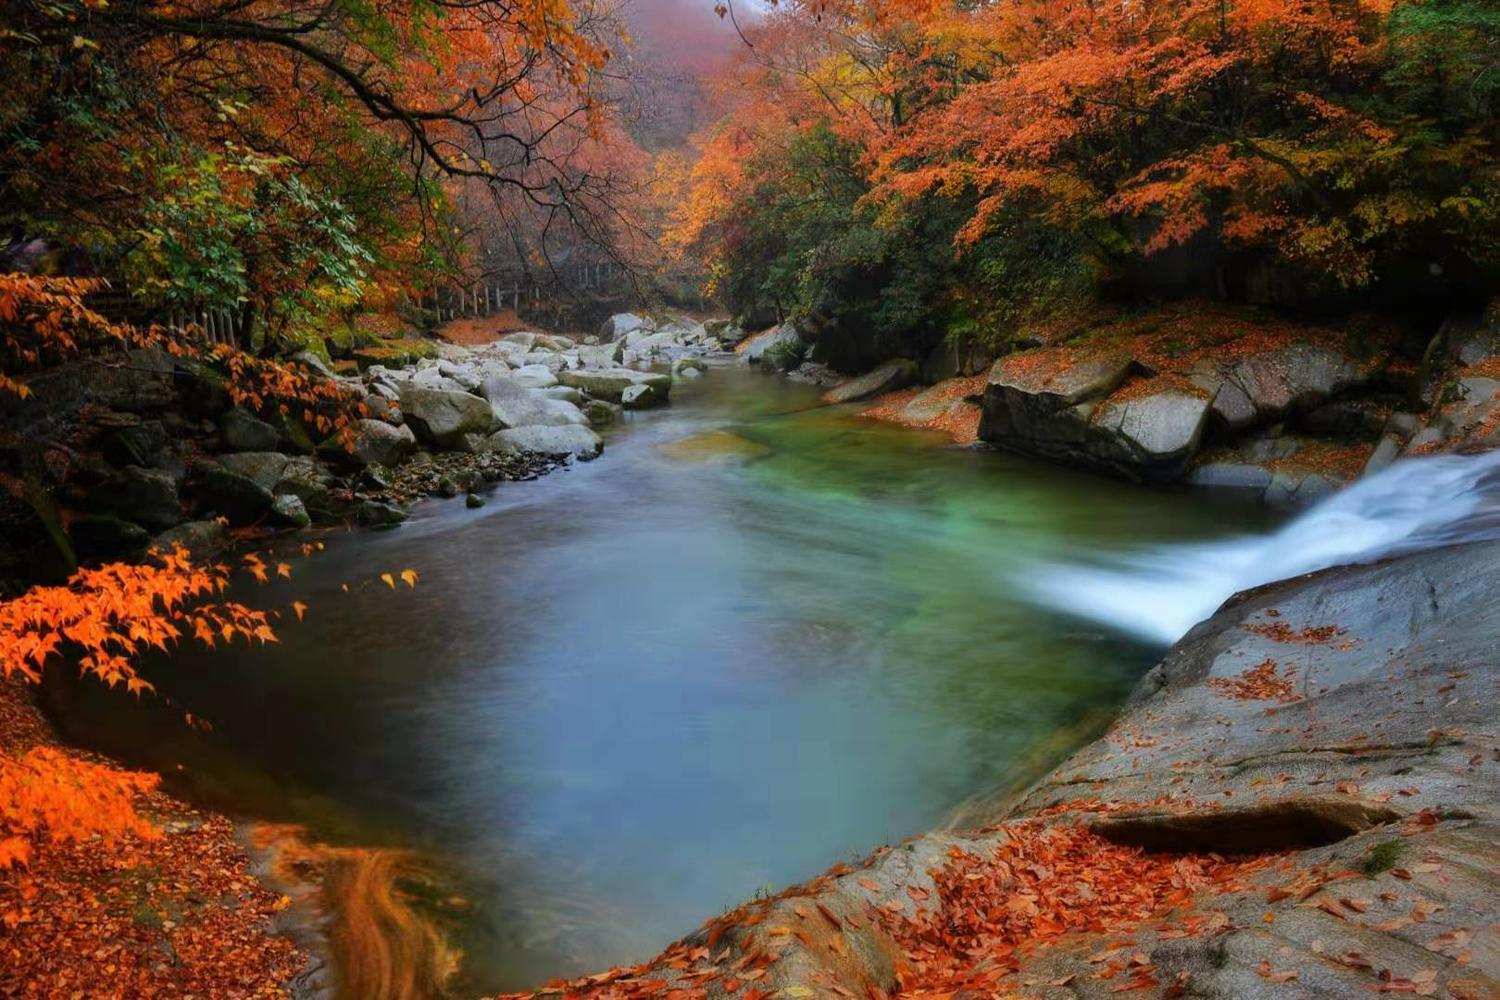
[671,0,1500,365]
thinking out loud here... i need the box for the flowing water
[47,367,1271,995]
[1027,447,1500,644]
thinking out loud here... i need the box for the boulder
[557,368,672,403]
[821,359,919,405]
[481,377,589,429]
[577,342,625,369]
[1214,344,1365,430]
[542,385,584,404]
[599,313,649,342]
[215,452,291,491]
[151,519,224,558]
[518,351,566,372]
[511,364,560,390]
[91,465,182,531]
[189,461,275,524]
[620,383,660,410]
[357,500,408,528]
[292,350,336,379]
[220,407,280,452]
[273,457,336,510]
[498,331,538,350]
[270,493,311,528]
[583,399,621,427]
[398,385,495,448]
[673,358,707,376]
[101,420,168,469]
[488,425,603,459]
[332,418,417,467]
[1089,384,1213,480]
[737,323,805,366]
[979,351,1133,453]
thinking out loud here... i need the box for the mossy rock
[325,324,385,360]
[279,326,333,364]
[351,339,440,370]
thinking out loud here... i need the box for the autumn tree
[1,0,646,347]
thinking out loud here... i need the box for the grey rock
[292,350,336,378]
[620,383,660,410]
[738,323,804,366]
[151,519,225,558]
[510,364,560,390]
[220,407,280,451]
[583,399,621,428]
[273,457,335,510]
[190,461,275,523]
[270,493,311,528]
[577,342,626,369]
[357,500,408,528]
[541,385,584,404]
[557,368,672,403]
[331,419,417,467]
[102,420,168,468]
[1186,462,1274,490]
[398,385,495,448]
[481,376,589,429]
[599,313,648,342]
[93,465,182,531]
[215,452,291,491]
[488,424,603,459]
[821,359,919,405]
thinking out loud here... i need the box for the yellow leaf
[380,573,395,590]
[400,569,418,588]
[276,562,291,579]
[291,600,308,621]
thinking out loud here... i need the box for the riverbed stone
[488,424,603,459]
[620,383,660,410]
[583,399,621,428]
[481,376,588,429]
[356,499,408,527]
[599,313,648,342]
[510,364,560,390]
[1088,383,1213,479]
[88,465,182,531]
[557,368,672,403]
[821,359,919,404]
[398,385,495,448]
[215,452,291,491]
[329,418,417,467]
[151,519,224,557]
[189,461,274,523]
[269,493,310,528]
[219,407,280,452]
[737,322,805,367]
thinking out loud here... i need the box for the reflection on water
[46,368,1269,994]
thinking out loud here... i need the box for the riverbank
[756,299,1500,509]
[0,676,313,996]
[503,536,1500,999]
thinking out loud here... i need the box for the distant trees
[674,0,1500,359]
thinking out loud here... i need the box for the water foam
[1025,449,1500,644]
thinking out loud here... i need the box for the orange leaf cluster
[0,748,159,870]
[1206,658,1301,704]
[0,545,274,696]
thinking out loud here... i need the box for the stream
[46,366,1272,995]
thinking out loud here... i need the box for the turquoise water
[48,367,1268,993]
